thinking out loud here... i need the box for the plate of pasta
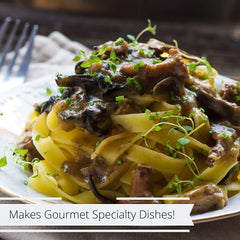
[0,21,240,223]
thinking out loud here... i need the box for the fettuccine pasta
[15,22,240,214]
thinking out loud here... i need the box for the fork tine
[0,17,11,47]
[4,22,30,81]
[15,24,39,81]
[0,19,21,71]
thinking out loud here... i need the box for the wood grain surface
[0,3,240,79]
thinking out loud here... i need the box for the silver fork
[0,17,38,92]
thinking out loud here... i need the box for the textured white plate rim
[0,74,239,224]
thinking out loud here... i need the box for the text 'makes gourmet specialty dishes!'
[3,20,240,215]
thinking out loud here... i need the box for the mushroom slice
[207,123,238,167]
[119,164,158,204]
[175,183,228,215]
[120,49,189,81]
[196,88,240,126]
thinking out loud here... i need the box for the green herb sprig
[187,56,214,77]
[115,95,125,105]
[127,19,156,46]
[72,45,120,73]
[46,87,52,96]
[167,175,198,194]
[141,112,204,179]
[136,19,156,41]
[0,144,40,178]
[173,40,214,78]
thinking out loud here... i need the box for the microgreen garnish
[115,37,124,46]
[72,56,80,62]
[34,107,40,112]
[117,159,122,165]
[0,156,7,167]
[35,135,45,141]
[1,144,40,179]
[222,132,230,140]
[174,40,214,78]
[65,97,73,108]
[154,125,161,131]
[139,48,145,55]
[97,44,108,56]
[141,105,146,111]
[145,109,151,114]
[53,172,59,178]
[89,101,94,106]
[236,96,240,101]
[232,89,238,95]
[75,45,119,73]
[176,138,190,149]
[170,91,177,101]
[83,72,98,77]
[155,112,161,119]
[149,115,155,121]
[190,85,197,92]
[57,87,67,94]
[168,175,198,194]
[55,72,63,77]
[127,34,137,46]
[105,75,111,82]
[115,96,125,105]
[134,61,144,70]
[135,19,156,41]
[181,96,186,101]
[189,113,194,118]
[127,19,156,46]
[126,77,133,84]
[147,50,154,57]
[72,50,87,62]
[173,40,178,48]
[46,87,52,97]
[187,56,214,77]
[110,50,116,59]
[153,59,162,64]
[188,64,196,72]
[81,55,101,68]
[181,125,193,132]
[134,79,142,91]
[175,104,181,110]
[200,113,208,121]
[73,42,120,73]
[96,140,102,147]
[141,112,204,179]
[198,148,203,153]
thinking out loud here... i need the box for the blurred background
[0,0,240,77]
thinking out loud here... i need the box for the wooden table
[1,2,240,79]
[0,3,240,240]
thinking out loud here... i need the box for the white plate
[0,74,239,223]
